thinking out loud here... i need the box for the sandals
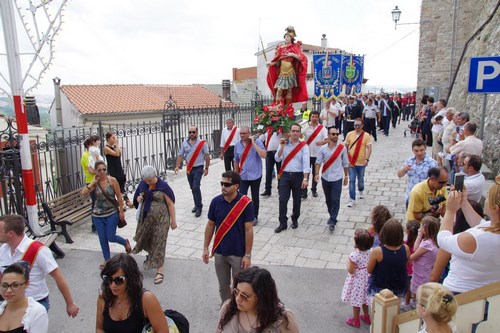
[360,314,371,325]
[346,317,361,328]
[154,273,164,285]
[124,239,132,254]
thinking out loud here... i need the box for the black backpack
[165,309,189,333]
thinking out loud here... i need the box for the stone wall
[418,0,499,175]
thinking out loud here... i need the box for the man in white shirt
[303,111,328,198]
[320,98,341,129]
[450,122,483,157]
[463,155,485,203]
[0,214,79,317]
[362,97,380,141]
[220,118,240,171]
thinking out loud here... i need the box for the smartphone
[454,172,465,191]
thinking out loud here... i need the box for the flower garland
[252,102,296,135]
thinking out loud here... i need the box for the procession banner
[313,52,342,100]
[341,54,364,95]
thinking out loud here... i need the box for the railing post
[371,289,400,333]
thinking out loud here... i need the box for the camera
[428,195,446,211]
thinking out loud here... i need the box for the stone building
[418,0,499,174]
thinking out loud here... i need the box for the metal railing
[0,95,273,224]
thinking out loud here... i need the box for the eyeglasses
[354,124,362,128]
[329,133,339,136]
[0,281,26,292]
[290,130,301,133]
[220,181,234,187]
[101,275,126,286]
[96,168,107,173]
[438,180,447,184]
[188,131,197,134]
[232,288,254,302]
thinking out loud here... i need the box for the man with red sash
[175,126,210,217]
[274,123,310,233]
[259,130,282,197]
[202,171,254,302]
[0,214,79,316]
[233,126,266,226]
[219,118,240,171]
[314,127,349,231]
[303,111,328,199]
[345,118,373,208]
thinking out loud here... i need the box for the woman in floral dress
[132,166,177,284]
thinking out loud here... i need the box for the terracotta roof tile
[61,84,233,115]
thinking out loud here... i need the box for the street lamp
[391,6,401,30]
[391,6,419,30]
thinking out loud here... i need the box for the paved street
[49,122,417,332]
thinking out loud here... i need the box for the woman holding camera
[437,176,500,293]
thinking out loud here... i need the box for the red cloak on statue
[266,41,308,103]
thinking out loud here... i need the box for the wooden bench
[41,188,92,244]
[24,223,65,259]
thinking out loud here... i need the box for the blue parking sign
[468,56,500,93]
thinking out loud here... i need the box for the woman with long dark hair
[216,266,299,333]
[96,254,168,333]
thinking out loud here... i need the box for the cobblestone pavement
[59,121,415,270]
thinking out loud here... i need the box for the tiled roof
[60,84,233,115]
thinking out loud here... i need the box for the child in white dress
[341,228,374,328]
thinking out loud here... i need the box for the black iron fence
[0,96,272,224]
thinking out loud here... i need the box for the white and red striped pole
[1,0,39,231]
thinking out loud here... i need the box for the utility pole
[0,0,67,231]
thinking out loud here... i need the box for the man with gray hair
[233,126,266,225]
[450,121,483,157]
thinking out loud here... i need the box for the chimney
[24,96,40,126]
[321,34,328,51]
[222,79,231,101]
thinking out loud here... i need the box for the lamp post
[391,6,401,30]
[391,6,419,30]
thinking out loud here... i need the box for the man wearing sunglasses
[406,166,449,223]
[314,128,349,231]
[274,124,310,233]
[0,214,79,317]
[202,171,254,302]
[175,126,210,218]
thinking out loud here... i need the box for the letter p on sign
[468,56,500,94]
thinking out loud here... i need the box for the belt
[346,119,355,122]
[365,117,375,119]
[281,171,303,176]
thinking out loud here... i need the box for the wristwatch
[244,254,251,259]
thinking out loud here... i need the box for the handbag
[97,177,127,228]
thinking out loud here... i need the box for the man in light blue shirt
[315,127,349,231]
[274,124,311,232]
[175,126,210,217]
[234,126,267,226]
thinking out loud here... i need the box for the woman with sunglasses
[96,254,168,333]
[132,165,177,285]
[82,160,131,269]
[215,266,300,333]
[0,262,48,333]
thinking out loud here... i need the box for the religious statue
[266,26,308,105]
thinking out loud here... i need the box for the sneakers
[345,317,360,328]
[400,300,414,312]
[359,191,365,199]
[347,200,354,207]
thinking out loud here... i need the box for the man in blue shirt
[233,126,267,226]
[397,138,438,208]
[274,124,311,233]
[175,126,210,217]
[314,127,349,231]
[202,171,254,302]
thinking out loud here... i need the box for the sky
[1,0,422,100]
